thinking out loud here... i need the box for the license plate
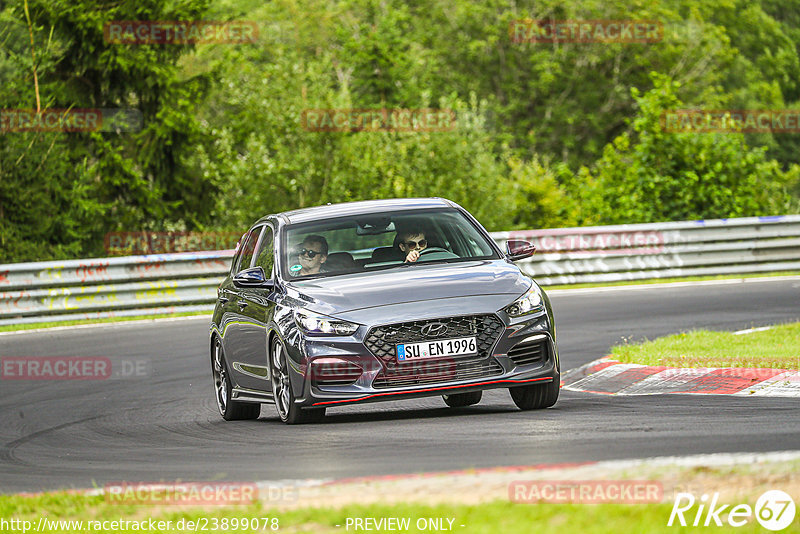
[397,336,477,362]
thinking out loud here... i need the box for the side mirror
[506,239,536,261]
[233,266,275,289]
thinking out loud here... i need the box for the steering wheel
[418,247,450,256]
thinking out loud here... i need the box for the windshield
[281,208,500,279]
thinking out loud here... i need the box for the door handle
[219,296,229,304]
[237,300,248,310]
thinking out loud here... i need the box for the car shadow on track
[255,403,564,425]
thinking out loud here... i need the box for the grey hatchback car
[210,198,559,423]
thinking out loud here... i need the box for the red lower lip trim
[311,376,553,406]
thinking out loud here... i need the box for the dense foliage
[1,0,799,261]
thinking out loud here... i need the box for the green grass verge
[1,494,789,533]
[542,270,800,290]
[611,322,800,370]
[0,311,211,333]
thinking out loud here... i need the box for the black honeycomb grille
[366,314,505,388]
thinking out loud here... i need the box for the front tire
[212,338,260,421]
[270,338,325,424]
[509,375,560,410]
[442,391,482,407]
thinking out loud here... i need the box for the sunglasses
[298,248,323,258]
[403,239,427,249]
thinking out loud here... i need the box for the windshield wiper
[401,258,464,267]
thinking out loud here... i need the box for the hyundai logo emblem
[420,322,448,337]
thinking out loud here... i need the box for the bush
[577,73,800,225]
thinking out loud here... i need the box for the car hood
[284,260,531,318]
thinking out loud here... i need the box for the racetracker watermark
[507,229,665,255]
[104,482,264,505]
[1,357,152,380]
[307,357,457,383]
[0,109,142,133]
[662,110,800,133]
[104,231,240,255]
[509,20,663,43]
[301,109,456,132]
[658,358,799,378]
[1,517,279,532]
[104,21,258,44]
[509,480,663,503]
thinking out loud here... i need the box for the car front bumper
[287,309,559,409]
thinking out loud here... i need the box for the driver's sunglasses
[403,239,427,249]
[298,247,323,258]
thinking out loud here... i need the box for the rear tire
[212,338,261,421]
[442,391,482,408]
[509,375,560,410]
[270,338,326,424]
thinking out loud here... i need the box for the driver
[398,228,427,263]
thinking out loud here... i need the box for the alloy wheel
[213,338,228,415]
[271,341,292,420]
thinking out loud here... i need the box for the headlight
[294,310,360,336]
[504,284,544,317]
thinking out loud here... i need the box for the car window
[281,208,499,279]
[253,226,275,276]
[232,225,263,274]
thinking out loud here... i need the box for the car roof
[261,198,458,225]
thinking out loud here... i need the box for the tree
[577,73,799,225]
[0,0,214,261]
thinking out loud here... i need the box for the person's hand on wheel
[405,249,420,263]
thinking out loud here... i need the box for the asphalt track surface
[1,277,799,492]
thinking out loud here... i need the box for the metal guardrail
[0,252,233,325]
[1,215,799,325]
[491,214,800,285]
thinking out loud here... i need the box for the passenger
[292,235,328,276]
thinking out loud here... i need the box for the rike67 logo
[669,490,796,531]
